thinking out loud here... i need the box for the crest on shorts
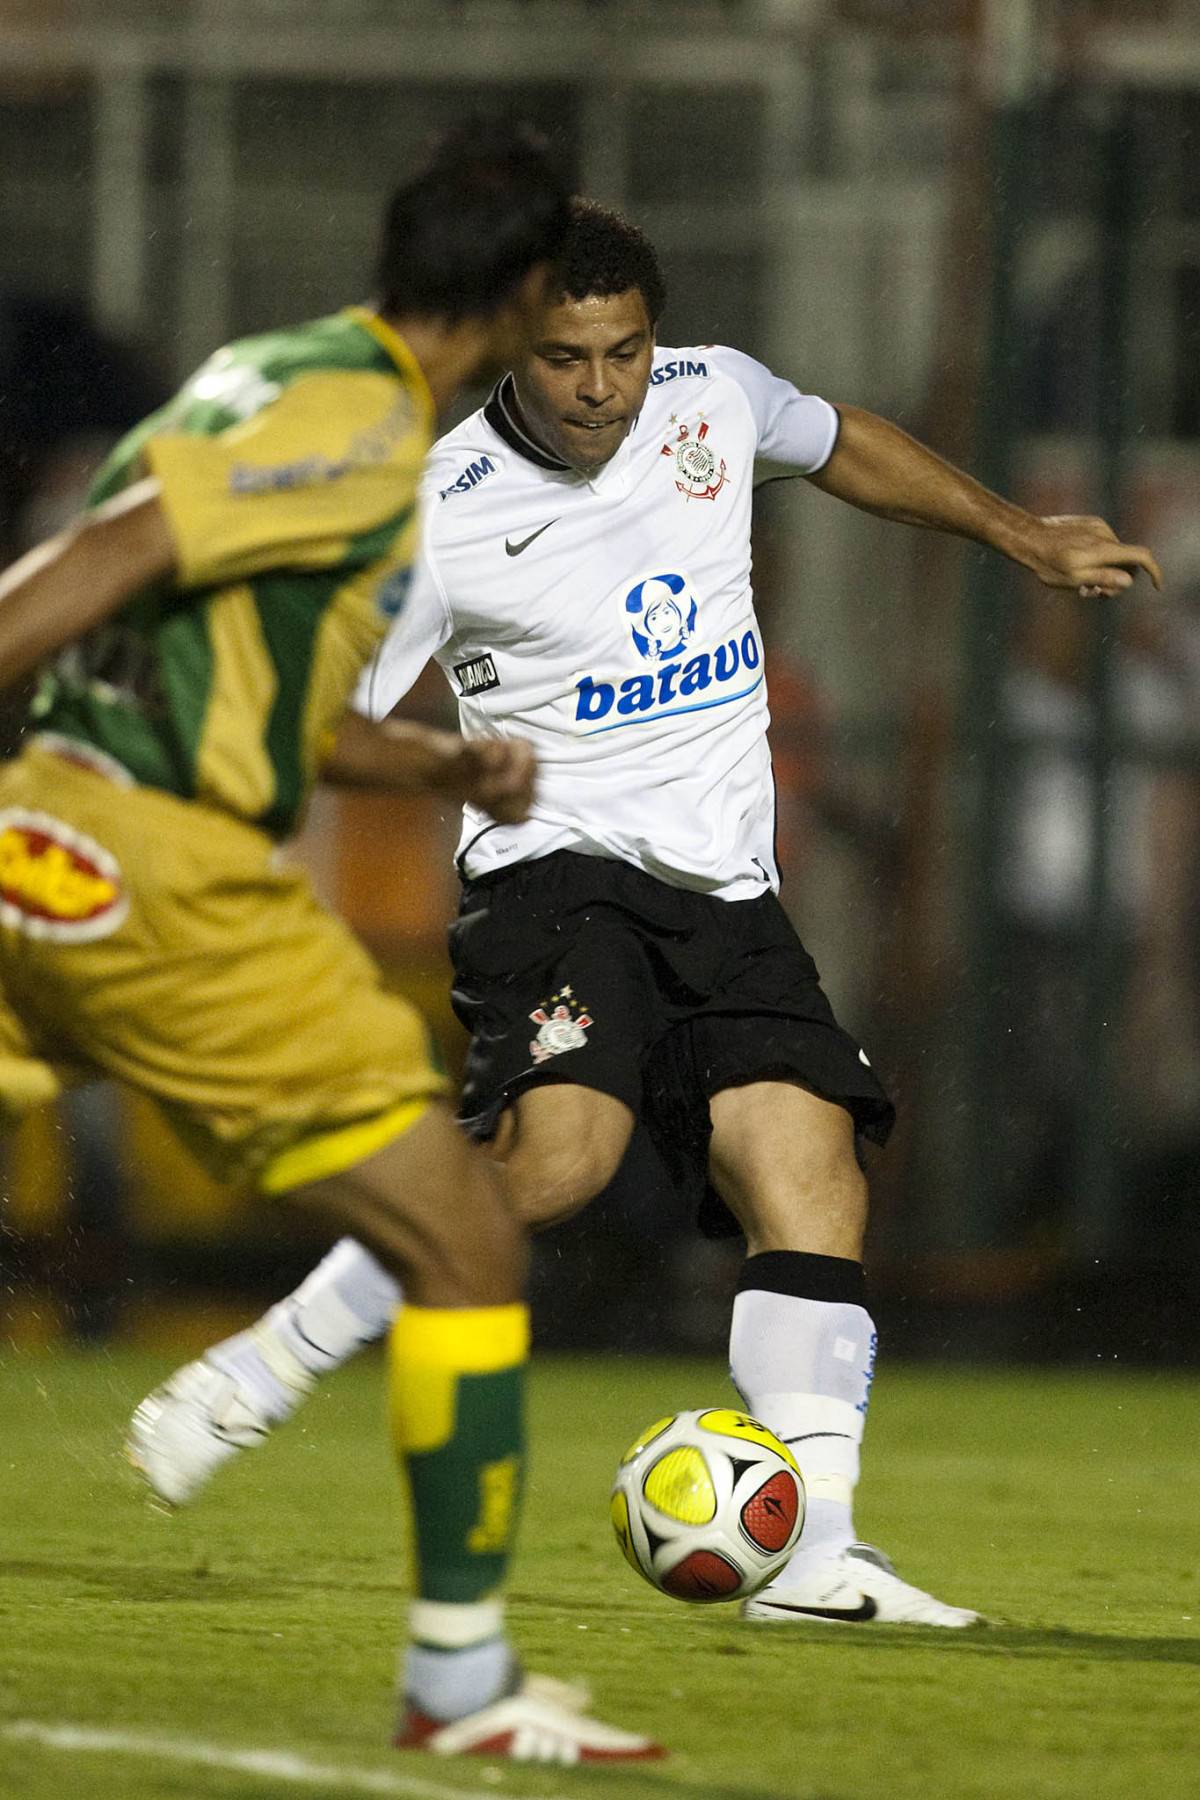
[529,987,593,1064]
[0,808,128,942]
[661,416,727,502]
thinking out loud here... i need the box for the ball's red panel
[740,1469,800,1551]
[660,1550,743,1601]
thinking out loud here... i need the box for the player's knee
[506,1136,621,1228]
[497,1086,633,1228]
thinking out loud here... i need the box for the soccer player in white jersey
[130,202,1161,1627]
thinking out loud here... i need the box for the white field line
[0,1719,576,1800]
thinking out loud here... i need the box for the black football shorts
[448,850,894,1235]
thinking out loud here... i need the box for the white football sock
[404,1599,515,1721]
[206,1237,401,1423]
[729,1280,876,1572]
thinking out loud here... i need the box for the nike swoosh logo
[505,520,557,556]
[756,1597,878,1622]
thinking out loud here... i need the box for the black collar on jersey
[484,375,572,472]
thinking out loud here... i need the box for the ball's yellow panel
[619,1415,673,1465]
[609,1488,642,1572]
[697,1409,801,1475]
[643,1445,717,1523]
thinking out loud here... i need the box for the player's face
[514,289,655,474]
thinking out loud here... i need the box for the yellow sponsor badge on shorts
[0,809,128,943]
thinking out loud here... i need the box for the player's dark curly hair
[376,120,571,324]
[556,199,667,325]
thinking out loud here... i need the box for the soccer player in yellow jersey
[0,124,663,1763]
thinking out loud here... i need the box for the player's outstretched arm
[809,405,1163,597]
[0,478,177,691]
[323,711,537,825]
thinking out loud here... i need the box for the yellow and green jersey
[32,307,433,838]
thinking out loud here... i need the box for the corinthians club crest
[529,987,593,1064]
[662,416,727,502]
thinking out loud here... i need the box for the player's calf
[288,1104,663,1755]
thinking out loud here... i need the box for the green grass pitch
[0,1347,1196,1800]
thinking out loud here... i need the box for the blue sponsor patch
[649,359,709,388]
[439,455,497,501]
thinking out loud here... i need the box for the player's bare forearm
[324,712,536,824]
[0,479,177,692]
[810,405,1163,596]
[323,712,463,790]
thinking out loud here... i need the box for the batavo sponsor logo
[0,810,128,941]
[573,628,763,734]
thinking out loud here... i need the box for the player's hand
[441,735,537,825]
[1020,514,1163,597]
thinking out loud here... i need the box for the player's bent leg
[708,1079,981,1629]
[299,1103,660,1757]
[289,1099,659,1758]
[125,1237,401,1506]
[369,1081,630,1710]
[132,1097,662,1756]
[126,1101,518,1507]
[130,1243,578,1507]
[127,1083,637,1508]
[283,1098,529,1708]
[386,1292,661,1762]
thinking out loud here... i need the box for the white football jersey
[358,344,838,901]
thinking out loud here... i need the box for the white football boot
[395,1674,666,1764]
[741,1542,982,1627]
[125,1359,274,1506]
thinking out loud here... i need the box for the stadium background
[3,0,1200,1366]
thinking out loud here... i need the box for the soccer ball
[610,1408,805,1603]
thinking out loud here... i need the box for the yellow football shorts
[0,742,449,1189]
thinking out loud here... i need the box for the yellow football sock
[389,1303,529,1606]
